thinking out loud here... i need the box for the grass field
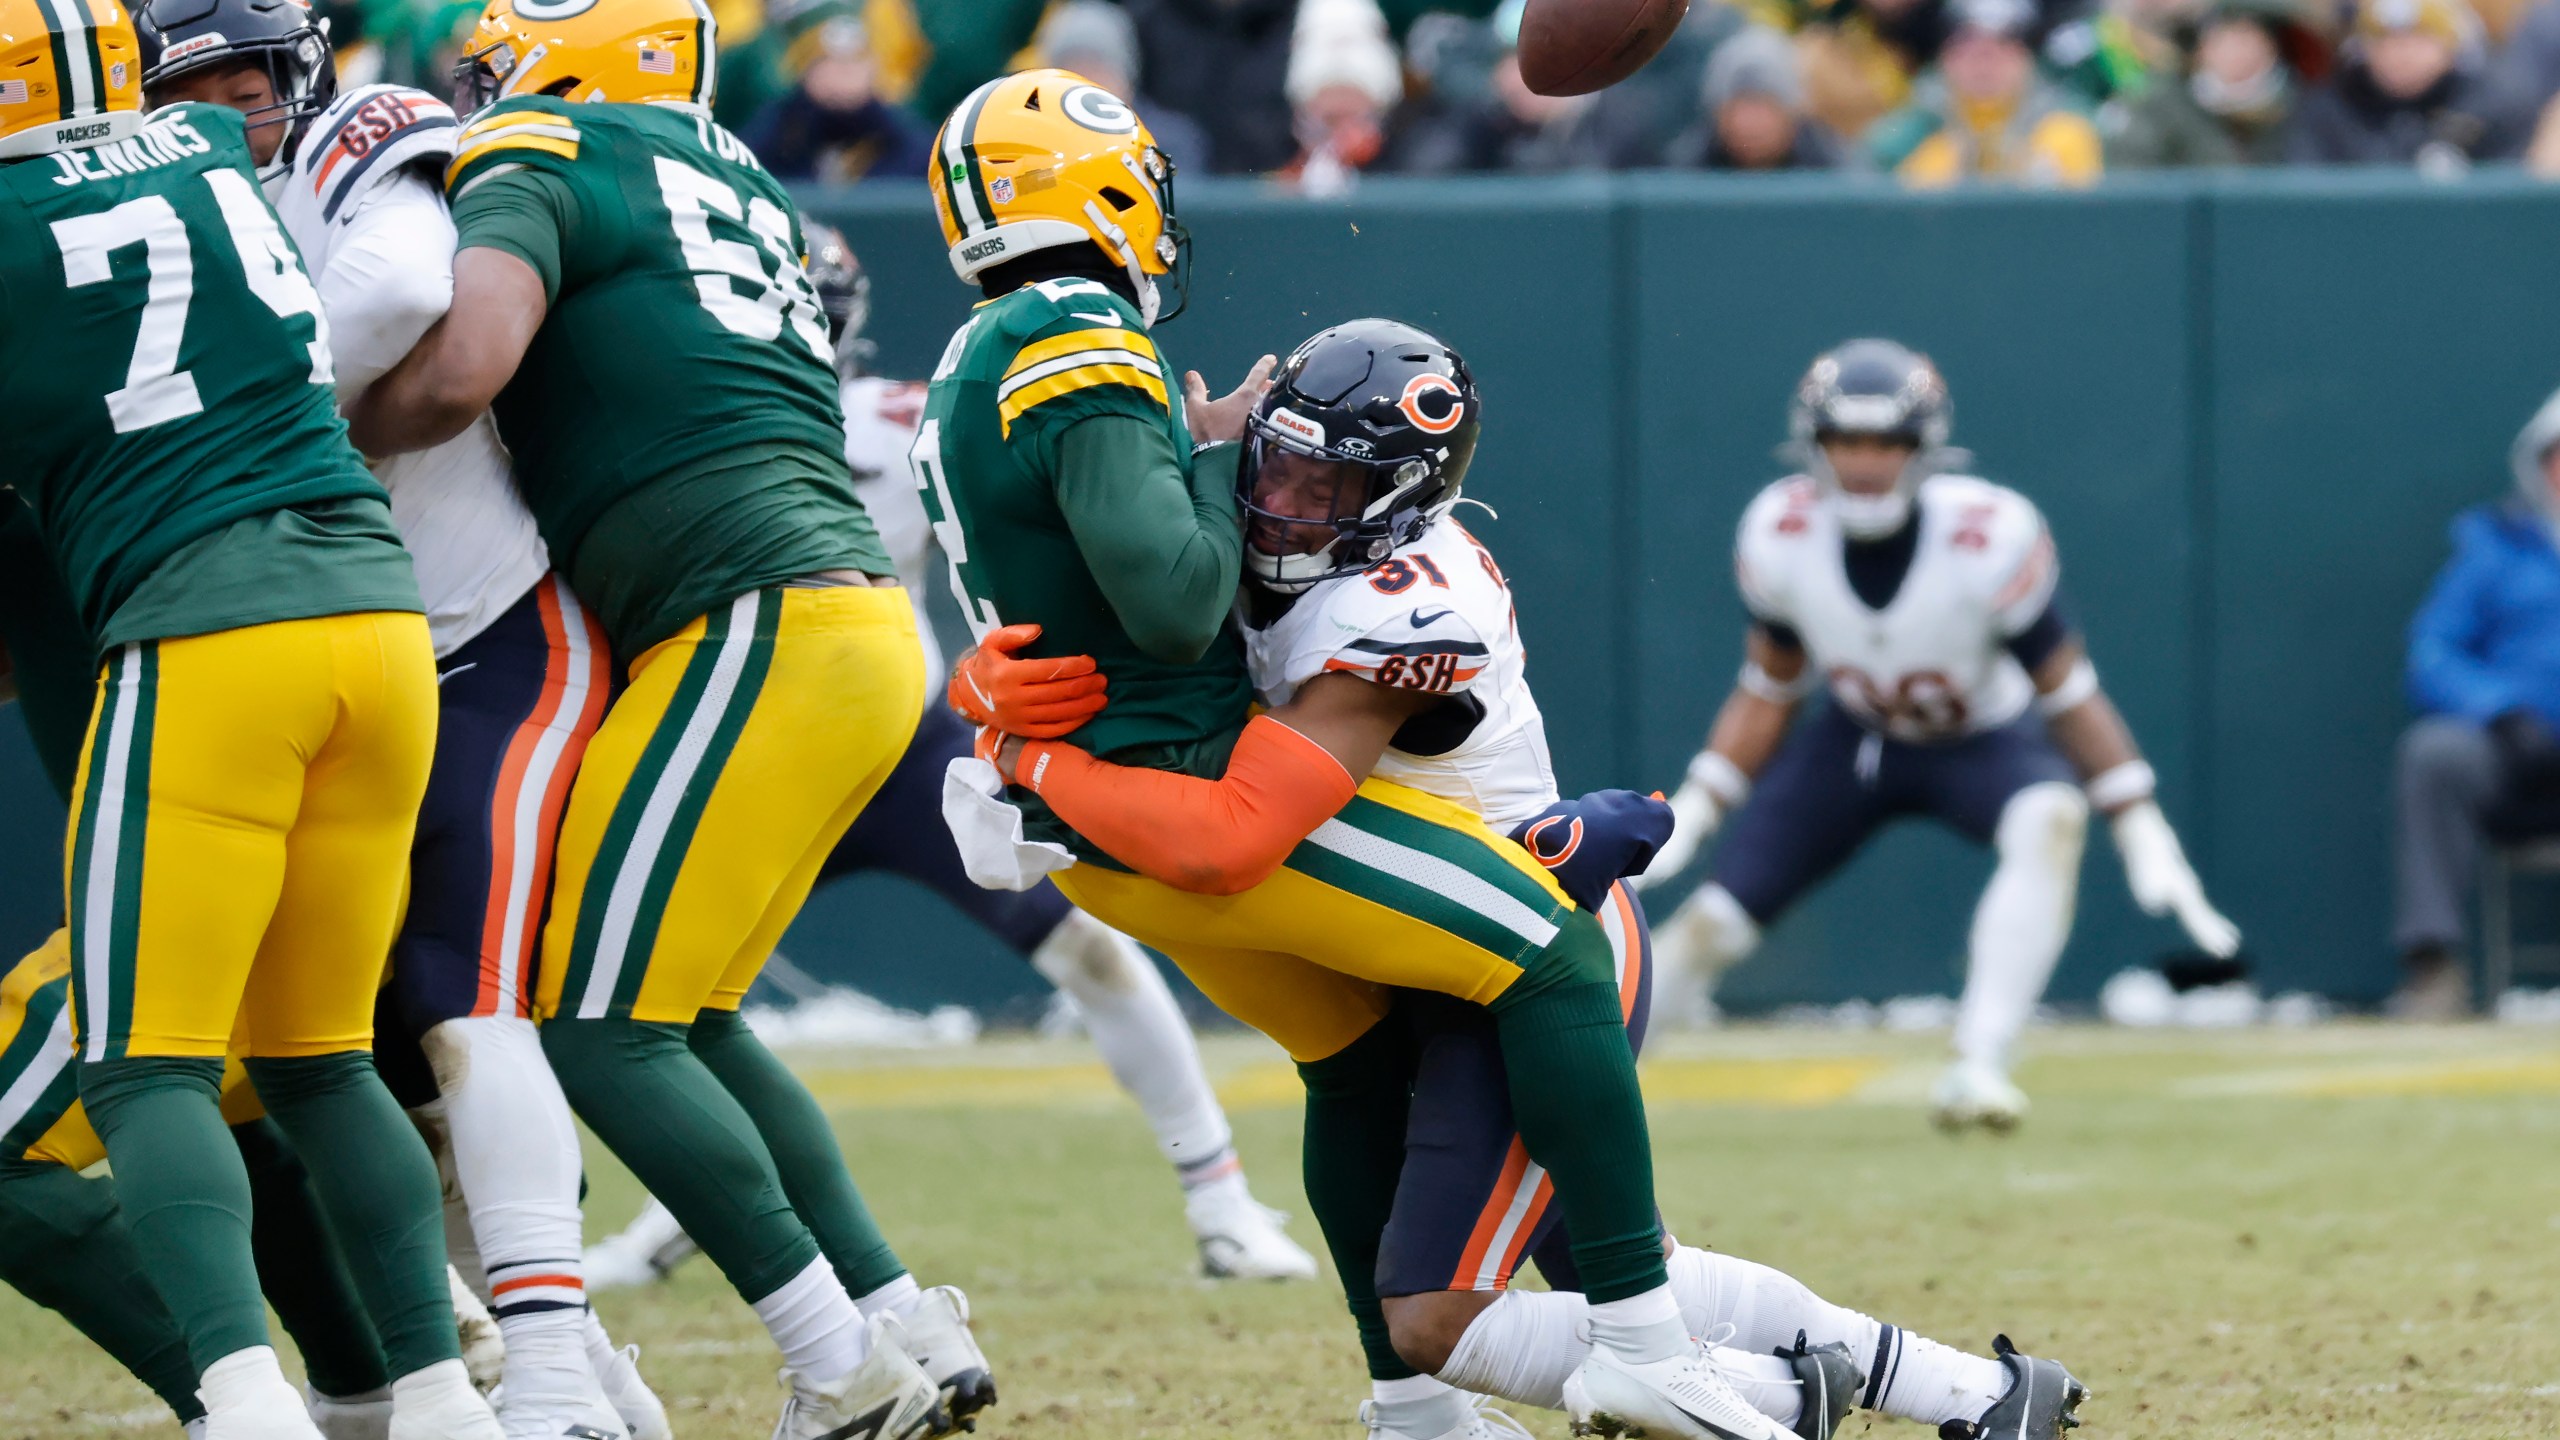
[5,1022,2557,1440]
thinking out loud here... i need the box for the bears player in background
[1635,340,2239,1130]
[582,229,1317,1296]
[0,2,497,1433]
[349,1,984,1434]
[970,320,2091,1440]
[134,4,668,1434]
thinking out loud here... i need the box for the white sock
[1665,1246,2004,1426]
[1436,1289,1585,1409]
[854,1272,922,1324]
[754,1257,868,1383]
[1953,784,2085,1070]
[197,1346,294,1412]
[425,1016,597,1401]
[581,1307,623,1375]
[1585,1285,1687,1365]
[1029,911,1237,1176]
[1369,1374,1472,1436]
[183,1419,206,1440]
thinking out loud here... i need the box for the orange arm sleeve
[1017,714,1359,896]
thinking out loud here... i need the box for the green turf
[3,1024,2555,1439]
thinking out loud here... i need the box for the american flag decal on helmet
[0,80,27,105]
[638,47,676,74]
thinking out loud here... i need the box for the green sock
[0,1159,203,1421]
[1489,909,1669,1303]
[242,1054,456,1378]
[78,1056,273,1371]
[541,1017,822,1302]
[1295,1019,1419,1382]
[232,1116,391,1398]
[689,1007,906,1297]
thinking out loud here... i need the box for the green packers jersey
[0,494,97,804]
[914,278,1255,852]
[0,104,419,650]
[445,98,888,656]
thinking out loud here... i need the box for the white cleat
[770,1314,942,1440]
[581,1200,698,1293]
[389,1359,506,1440]
[891,1287,997,1431]
[1930,1061,2029,1134]
[595,1347,670,1440]
[202,1350,328,1440]
[1360,1393,1537,1440]
[305,1388,394,1440]
[494,1358,625,1440]
[1564,1340,1794,1440]
[1185,1175,1320,1280]
[450,1267,508,1395]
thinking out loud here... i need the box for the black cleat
[1937,1335,2087,1440]
[1776,1332,1862,1439]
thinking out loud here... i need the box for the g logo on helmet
[513,0,602,21]
[1060,84,1138,135]
[1398,373,1465,435]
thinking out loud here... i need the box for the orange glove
[947,623,1108,738]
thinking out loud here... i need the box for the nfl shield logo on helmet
[990,175,1014,204]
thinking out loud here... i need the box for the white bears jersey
[271,84,546,657]
[1244,514,1559,831]
[1735,473,2059,743]
[840,374,944,680]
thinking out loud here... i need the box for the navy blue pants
[1713,704,2076,925]
[817,701,1072,956]
[377,577,612,1107]
[1375,882,1653,1297]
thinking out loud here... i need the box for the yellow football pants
[1052,778,1576,1063]
[62,613,437,1063]
[537,585,924,1025]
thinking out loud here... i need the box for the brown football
[1517,0,1693,96]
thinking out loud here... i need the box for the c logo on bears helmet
[1398,373,1465,435]
[1060,84,1137,135]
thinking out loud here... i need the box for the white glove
[1632,752,1749,892]
[2109,800,2241,958]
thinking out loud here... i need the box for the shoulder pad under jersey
[1921,475,2057,631]
[1733,475,1822,624]
[1287,537,1498,699]
[295,85,459,226]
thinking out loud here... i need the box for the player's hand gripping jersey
[1245,514,1560,831]
[917,276,1254,847]
[1736,472,2059,743]
[278,84,546,656]
[0,102,418,648]
[445,95,888,656]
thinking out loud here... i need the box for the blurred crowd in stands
[330,0,2560,186]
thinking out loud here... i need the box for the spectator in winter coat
[1038,0,1217,173]
[2284,0,2521,168]
[1279,0,1409,193]
[740,11,935,181]
[2392,389,2560,1021]
[1869,0,2105,182]
[2103,0,2330,164]
[1666,24,1852,165]
[1752,0,1955,139]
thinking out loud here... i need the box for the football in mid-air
[1517,0,1693,96]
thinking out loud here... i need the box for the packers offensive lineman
[917,69,1779,1440]
[349,2,983,1434]
[1634,340,2238,1130]
[0,499,406,1440]
[0,2,505,1434]
[131,4,664,1434]
[582,230,1316,1296]
[970,320,2091,1440]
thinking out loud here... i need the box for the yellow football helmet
[0,0,143,160]
[451,0,714,116]
[931,68,1189,326]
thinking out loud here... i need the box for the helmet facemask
[141,0,336,178]
[1240,426,1450,594]
[1787,341,1960,541]
[450,35,518,116]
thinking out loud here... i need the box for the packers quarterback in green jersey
[0,3,496,1436]
[920,68,1793,1440]
[351,2,980,1435]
